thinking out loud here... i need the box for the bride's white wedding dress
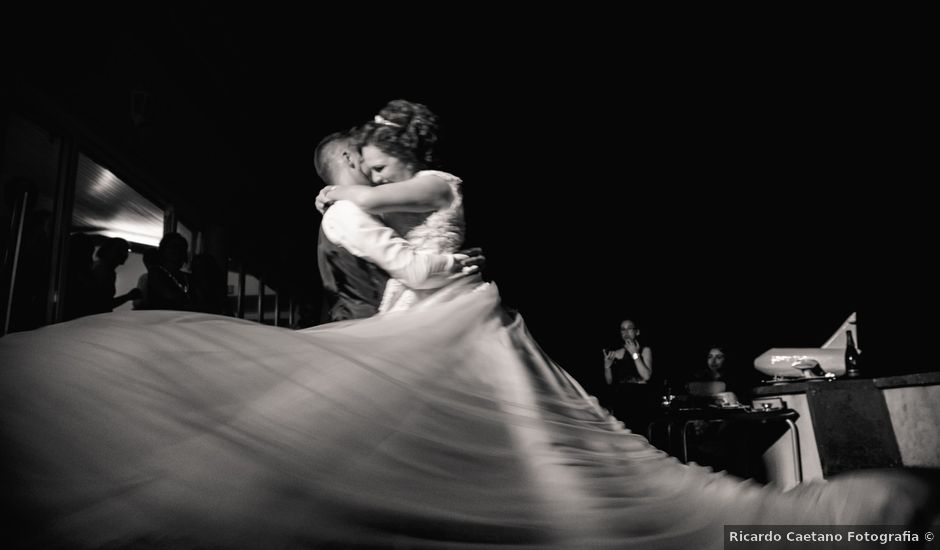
[0,172,932,549]
[378,170,487,314]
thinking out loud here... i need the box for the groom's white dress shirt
[321,200,457,290]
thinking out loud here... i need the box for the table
[648,406,802,482]
[751,371,940,484]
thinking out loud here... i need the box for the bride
[0,100,935,549]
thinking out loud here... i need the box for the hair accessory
[374,115,401,128]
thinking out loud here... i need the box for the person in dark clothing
[602,318,655,433]
[146,232,193,311]
[87,237,141,315]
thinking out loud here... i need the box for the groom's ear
[341,150,357,170]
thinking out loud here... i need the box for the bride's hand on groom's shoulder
[315,186,335,214]
[450,247,485,278]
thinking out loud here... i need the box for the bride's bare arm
[322,201,477,289]
[319,173,453,214]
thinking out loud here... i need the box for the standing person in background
[602,318,654,433]
[87,237,141,315]
[145,232,193,311]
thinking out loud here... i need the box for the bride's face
[361,144,414,185]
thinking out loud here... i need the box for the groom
[314,130,481,321]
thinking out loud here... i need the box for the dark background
[3,5,928,392]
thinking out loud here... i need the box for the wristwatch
[631,352,640,360]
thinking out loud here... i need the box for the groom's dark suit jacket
[317,226,389,322]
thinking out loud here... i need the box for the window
[72,153,164,246]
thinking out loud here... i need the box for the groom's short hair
[314,131,350,186]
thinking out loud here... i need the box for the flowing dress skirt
[0,282,927,548]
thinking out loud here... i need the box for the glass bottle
[844,330,861,378]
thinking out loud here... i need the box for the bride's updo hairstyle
[355,99,441,170]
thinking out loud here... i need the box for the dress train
[0,283,933,548]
